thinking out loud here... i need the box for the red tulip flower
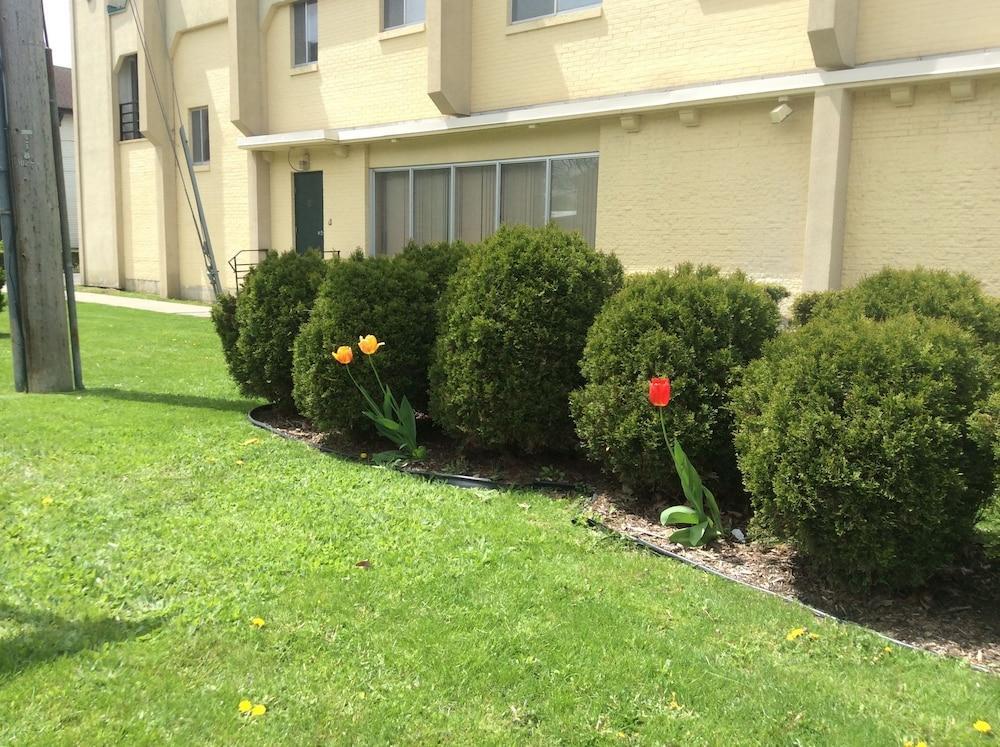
[649,377,671,408]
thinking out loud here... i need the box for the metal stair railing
[227,248,341,294]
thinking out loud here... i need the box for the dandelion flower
[239,699,253,714]
[40,496,54,507]
[974,720,992,735]
[668,692,681,711]
[241,438,260,446]
[786,627,806,641]
[251,617,265,628]
[251,703,267,717]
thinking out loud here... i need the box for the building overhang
[238,47,1000,151]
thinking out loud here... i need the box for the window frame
[291,0,319,67]
[509,0,601,25]
[189,106,210,165]
[381,0,425,31]
[369,152,599,255]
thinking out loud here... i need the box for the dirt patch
[253,406,1000,675]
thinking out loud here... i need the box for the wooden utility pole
[0,0,74,392]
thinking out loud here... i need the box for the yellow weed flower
[241,438,260,446]
[786,627,806,641]
[358,335,385,356]
[973,720,992,735]
[333,346,354,365]
[251,704,267,716]
[40,496,54,507]
[239,699,253,714]
[251,617,265,628]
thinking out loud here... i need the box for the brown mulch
[253,406,1000,675]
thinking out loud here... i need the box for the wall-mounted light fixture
[770,96,793,124]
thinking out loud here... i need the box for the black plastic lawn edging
[247,404,983,672]
[247,404,588,494]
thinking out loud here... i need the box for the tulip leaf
[672,440,704,513]
[660,505,701,527]
[669,520,710,548]
[703,485,723,533]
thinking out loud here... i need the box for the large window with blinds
[371,154,598,256]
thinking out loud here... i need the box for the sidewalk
[74,291,212,318]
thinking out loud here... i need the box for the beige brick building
[71,0,1000,300]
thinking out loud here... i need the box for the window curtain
[455,165,496,244]
[375,171,410,256]
[550,157,599,245]
[500,161,546,229]
[413,169,450,246]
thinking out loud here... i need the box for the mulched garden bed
[252,405,1000,675]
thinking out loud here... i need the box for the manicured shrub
[969,390,1000,508]
[293,243,469,433]
[430,225,623,451]
[732,314,995,589]
[810,267,1000,355]
[790,290,837,327]
[571,266,781,497]
[0,254,6,315]
[211,292,242,385]
[230,250,330,410]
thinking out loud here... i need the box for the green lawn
[0,304,996,746]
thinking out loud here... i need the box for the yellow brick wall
[264,1,438,133]
[597,100,814,291]
[172,22,252,298]
[119,142,162,292]
[470,0,813,113]
[856,0,1000,64]
[843,77,1000,296]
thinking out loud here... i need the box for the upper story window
[292,0,318,66]
[190,107,210,165]
[383,0,425,30]
[511,0,600,23]
[118,54,142,141]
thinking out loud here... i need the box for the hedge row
[213,238,997,591]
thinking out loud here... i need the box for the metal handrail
[228,248,341,294]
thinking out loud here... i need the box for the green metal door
[294,171,324,254]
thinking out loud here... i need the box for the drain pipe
[45,49,83,389]
[0,44,27,392]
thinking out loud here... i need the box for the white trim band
[239,48,1000,150]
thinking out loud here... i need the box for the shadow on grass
[0,604,168,679]
[81,387,254,414]
[0,332,9,340]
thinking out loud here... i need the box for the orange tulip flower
[333,346,354,365]
[358,335,385,356]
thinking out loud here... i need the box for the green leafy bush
[211,292,242,385]
[430,225,623,451]
[0,245,6,315]
[810,268,1000,354]
[732,314,995,589]
[571,266,780,496]
[969,390,1000,509]
[227,250,329,410]
[293,243,469,433]
[790,290,836,326]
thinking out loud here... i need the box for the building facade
[71,0,1000,300]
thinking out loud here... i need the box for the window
[511,0,599,23]
[292,0,318,66]
[118,54,141,141]
[190,107,210,165]
[383,0,425,30]
[372,155,599,255]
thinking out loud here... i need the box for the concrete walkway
[75,291,212,318]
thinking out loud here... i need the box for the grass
[0,304,997,746]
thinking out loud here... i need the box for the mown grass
[0,304,996,745]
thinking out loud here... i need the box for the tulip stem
[659,409,673,451]
[367,356,387,399]
[346,364,381,415]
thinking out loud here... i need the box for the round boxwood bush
[810,267,1000,355]
[230,250,330,410]
[292,243,469,433]
[969,389,1000,509]
[732,313,995,589]
[570,266,781,497]
[430,225,623,451]
[211,292,242,385]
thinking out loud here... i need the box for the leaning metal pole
[0,42,27,392]
[45,48,82,389]
[178,124,222,298]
